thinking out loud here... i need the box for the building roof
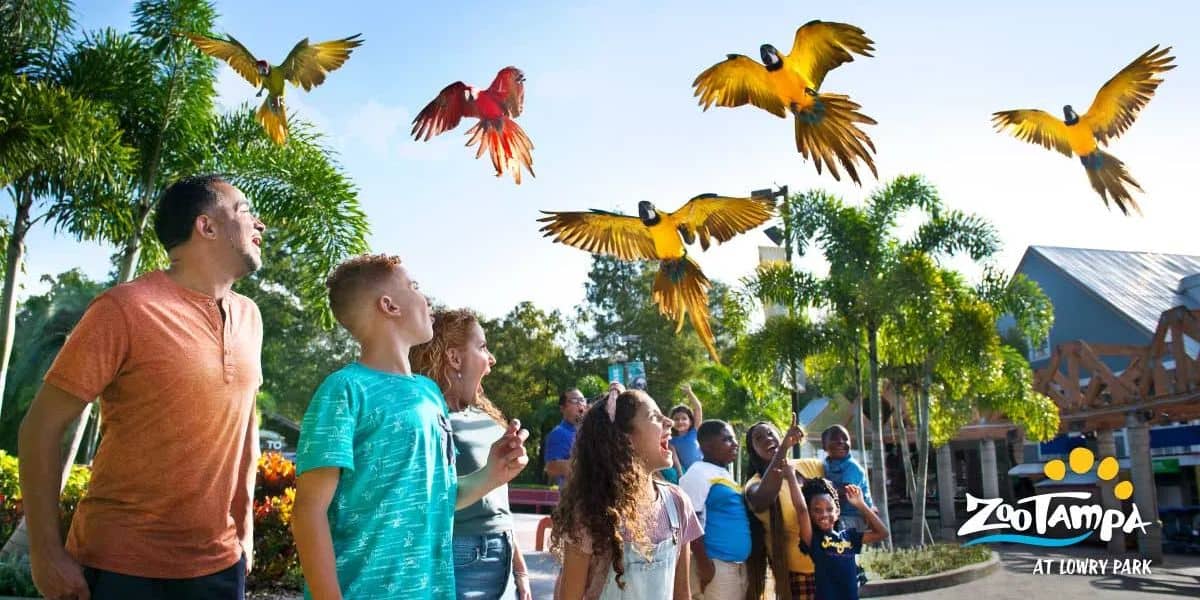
[1017,246,1200,335]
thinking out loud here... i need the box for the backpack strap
[655,480,681,544]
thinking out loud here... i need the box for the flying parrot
[411,67,534,185]
[992,45,1175,215]
[538,194,775,362]
[692,20,878,185]
[184,32,364,144]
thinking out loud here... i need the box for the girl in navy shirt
[791,478,889,600]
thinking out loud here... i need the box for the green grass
[860,544,992,580]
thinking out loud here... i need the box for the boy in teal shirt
[292,254,529,600]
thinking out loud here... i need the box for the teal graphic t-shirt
[297,363,457,599]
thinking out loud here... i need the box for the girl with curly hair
[412,308,532,600]
[551,387,703,599]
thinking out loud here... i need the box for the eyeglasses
[564,397,587,406]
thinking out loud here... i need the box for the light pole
[754,186,804,457]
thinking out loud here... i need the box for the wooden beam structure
[1033,305,1200,432]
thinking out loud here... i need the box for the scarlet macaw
[412,67,534,185]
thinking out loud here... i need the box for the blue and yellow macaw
[692,20,877,185]
[992,45,1175,215]
[539,194,775,362]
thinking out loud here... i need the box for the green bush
[860,543,992,580]
[0,554,39,597]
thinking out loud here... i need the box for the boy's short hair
[821,424,851,445]
[326,253,403,333]
[696,419,729,445]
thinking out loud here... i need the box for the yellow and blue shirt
[679,461,750,562]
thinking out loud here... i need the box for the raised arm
[681,383,703,424]
[744,414,804,513]
[787,466,813,549]
[458,420,529,509]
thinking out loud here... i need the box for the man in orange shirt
[19,174,267,600]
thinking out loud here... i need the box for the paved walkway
[513,513,1200,599]
[252,514,1200,599]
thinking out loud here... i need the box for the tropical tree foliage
[0,0,133,413]
[766,175,1005,546]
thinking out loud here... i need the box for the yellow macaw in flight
[992,45,1175,215]
[539,194,775,362]
[692,20,878,185]
[185,32,363,144]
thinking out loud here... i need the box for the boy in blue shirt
[291,254,528,600]
[680,420,751,598]
[822,425,874,532]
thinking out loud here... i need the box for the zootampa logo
[958,448,1151,547]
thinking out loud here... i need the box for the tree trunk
[866,324,891,548]
[0,187,33,416]
[853,345,867,467]
[895,386,933,547]
[894,388,917,544]
[912,367,934,548]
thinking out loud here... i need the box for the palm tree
[1,0,370,557]
[779,176,1000,546]
[882,253,1056,546]
[737,256,826,442]
[0,0,134,416]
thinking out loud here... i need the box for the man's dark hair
[559,388,582,406]
[696,419,729,445]
[154,174,227,252]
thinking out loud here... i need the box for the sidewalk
[513,513,1200,599]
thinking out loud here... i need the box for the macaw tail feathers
[793,93,878,186]
[256,96,288,145]
[1082,150,1143,216]
[653,257,720,363]
[465,117,535,185]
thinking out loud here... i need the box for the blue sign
[607,364,624,385]
[626,361,647,390]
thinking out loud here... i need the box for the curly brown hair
[550,389,654,590]
[411,308,505,426]
[325,253,403,333]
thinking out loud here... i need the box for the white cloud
[341,100,411,154]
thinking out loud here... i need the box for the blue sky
[16,0,1199,321]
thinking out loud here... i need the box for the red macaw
[412,67,534,184]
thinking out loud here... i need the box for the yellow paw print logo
[1044,447,1133,500]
